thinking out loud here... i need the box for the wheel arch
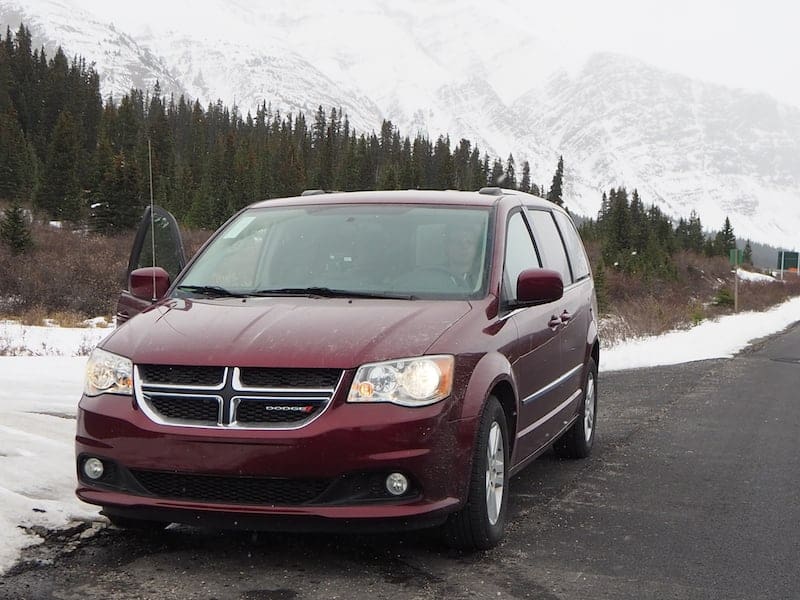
[488,379,517,461]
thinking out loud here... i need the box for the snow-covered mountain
[3,0,799,249]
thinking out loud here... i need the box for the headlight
[84,348,133,396]
[347,355,454,407]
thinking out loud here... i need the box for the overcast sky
[512,0,800,107]
[71,0,800,108]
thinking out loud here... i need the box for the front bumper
[76,390,475,530]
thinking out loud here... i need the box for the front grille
[235,399,325,424]
[149,395,221,423]
[140,365,225,387]
[136,365,342,429]
[130,470,330,505]
[238,368,341,388]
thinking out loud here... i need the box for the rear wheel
[442,396,509,550]
[554,357,598,459]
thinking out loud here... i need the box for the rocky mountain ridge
[2,0,798,248]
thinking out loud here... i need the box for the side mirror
[516,268,563,305]
[129,267,171,301]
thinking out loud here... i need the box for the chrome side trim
[498,307,528,322]
[516,388,582,440]
[521,364,583,405]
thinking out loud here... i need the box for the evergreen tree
[743,240,753,266]
[0,29,13,113]
[0,201,33,254]
[686,210,704,252]
[94,151,144,233]
[398,138,416,189]
[36,110,82,221]
[503,153,517,190]
[432,135,452,189]
[377,165,398,190]
[519,160,531,193]
[489,159,504,186]
[0,109,36,201]
[469,149,486,189]
[546,155,564,206]
[713,217,736,257]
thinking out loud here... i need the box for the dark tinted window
[527,209,572,284]
[503,212,541,302]
[553,211,590,281]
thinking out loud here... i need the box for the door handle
[548,316,562,330]
[560,310,572,323]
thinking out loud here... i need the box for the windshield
[176,204,493,300]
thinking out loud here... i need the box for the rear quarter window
[552,211,591,281]
[526,209,572,285]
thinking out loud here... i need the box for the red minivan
[76,188,599,550]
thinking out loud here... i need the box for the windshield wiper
[253,287,416,300]
[176,285,249,298]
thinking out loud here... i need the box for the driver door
[116,206,187,323]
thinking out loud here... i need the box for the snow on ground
[0,319,111,356]
[1,298,799,573]
[602,295,800,371]
[0,322,112,573]
[736,268,775,283]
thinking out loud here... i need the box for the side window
[553,211,590,281]
[527,209,572,285]
[504,211,541,302]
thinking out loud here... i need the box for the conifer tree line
[0,24,551,236]
[579,187,742,279]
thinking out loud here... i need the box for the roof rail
[301,189,326,196]
[478,187,503,196]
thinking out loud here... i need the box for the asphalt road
[2,322,799,600]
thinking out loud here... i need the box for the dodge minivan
[76,188,599,550]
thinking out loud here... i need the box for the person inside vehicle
[443,224,481,288]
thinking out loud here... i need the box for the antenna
[148,138,157,301]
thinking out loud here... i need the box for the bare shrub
[738,275,800,312]
[598,252,800,342]
[0,222,213,319]
[182,227,213,257]
[1,224,132,317]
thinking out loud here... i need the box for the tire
[554,357,598,459]
[106,513,167,531]
[442,396,509,551]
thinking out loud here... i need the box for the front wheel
[554,357,598,459]
[442,396,509,550]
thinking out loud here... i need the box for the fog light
[83,458,105,480]
[385,472,408,496]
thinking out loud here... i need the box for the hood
[102,297,472,369]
